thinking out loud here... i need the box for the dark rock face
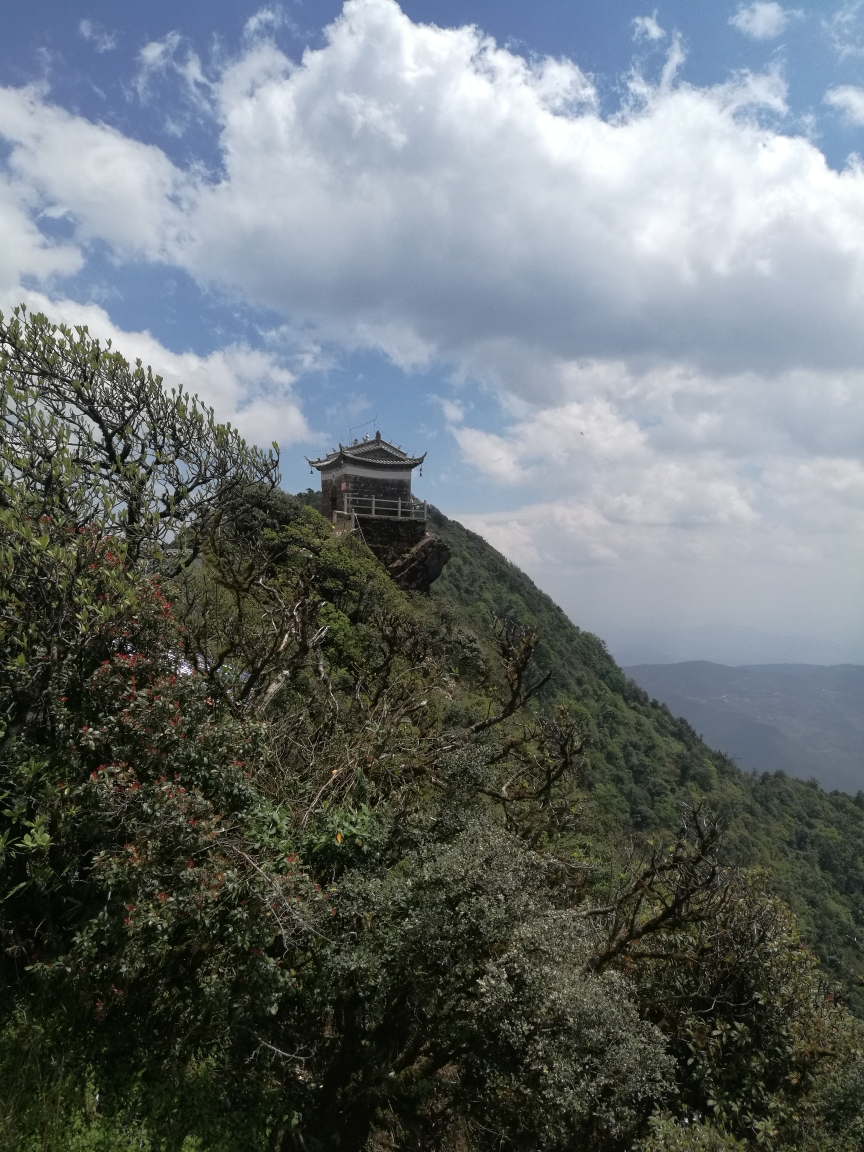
[358,517,426,565]
[342,515,451,591]
[387,533,452,592]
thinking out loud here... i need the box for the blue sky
[3,0,864,659]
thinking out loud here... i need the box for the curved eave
[307,449,426,471]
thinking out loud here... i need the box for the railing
[334,494,427,523]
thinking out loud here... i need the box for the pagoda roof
[307,433,425,471]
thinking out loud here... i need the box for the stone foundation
[355,517,451,593]
[355,517,427,566]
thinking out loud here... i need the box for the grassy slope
[426,506,864,1010]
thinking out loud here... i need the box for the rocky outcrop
[387,533,452,592]
[358,517,426,565]
[352,516,451,592]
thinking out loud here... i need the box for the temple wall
[320,465,413,518]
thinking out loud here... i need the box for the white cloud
[166,1,855,384]
[632,14,665,42]
[0,86,187,257]
[730,2,799,40]
[79,19,117,53]
[459,495,864,642]
[447,357,864,637]
[0,174,81,292]
[453,359,864,494]
[134,32,214,116]
[825,84,864,124]
[243,8,288,40]
[450,426,533,486]
[439,398,465,425]
[825,2,864,58]
[0,141,305,454]
[5,1,860,384]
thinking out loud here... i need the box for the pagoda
[307,430,449,590]
[307,430,427,529]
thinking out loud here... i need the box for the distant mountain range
[606,624,864,667]
[624,661,864,793]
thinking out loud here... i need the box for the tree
[0,306,278,558]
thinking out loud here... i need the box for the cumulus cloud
[452,374,864,639]
[458,495,864,643]
[445,352,864,639]
[0,134,306,454]
[171,1,861,382]
[0,86,187,257]
[730,2,800,40]
[4,1,862,383]
[450,359,864,556]
[825,83,864,123]
[1,0,864,636]
[0,175,81,292]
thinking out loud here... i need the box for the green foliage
[631,876,848,1142]
[786,1017,864,1151]
[638,1117,747,1151]
[303,784,673,1150]
[0,305,278,557]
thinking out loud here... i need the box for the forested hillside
[3,308,864,1152]
[429,509,864,1015]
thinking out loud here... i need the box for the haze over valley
[625,660,864,793]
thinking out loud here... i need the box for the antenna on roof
[349,415,378,441]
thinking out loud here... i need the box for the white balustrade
[337,494,427,521]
